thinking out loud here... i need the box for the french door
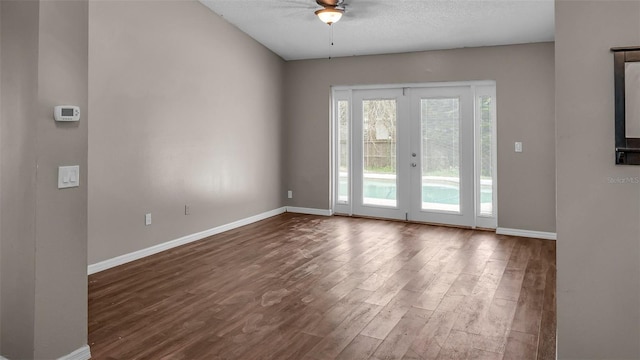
[333,82,496,229]
[352,88,409,220]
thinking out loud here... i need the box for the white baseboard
[88,207,287,275]
[0,345,91,360]
[57,345,91,360]
[286,207,333,216]
[496,227,557,240]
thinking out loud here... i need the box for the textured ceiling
[199,0,554,61]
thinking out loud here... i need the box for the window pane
[362,99,397,207]
[479,95,493,216]
[338,100,349,203]
[421,98,460,212]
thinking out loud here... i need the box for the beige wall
[1,0,89,358]
[1,1,39,357]
[0,0,2,354]
[34,1,89,357]
[0,1,3,355]
[88,1,285,264]
[284,43,556,233]
[556,1,640,358]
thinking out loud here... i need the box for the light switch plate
[58,165,80,189]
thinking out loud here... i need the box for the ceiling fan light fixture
[315,7,343,25]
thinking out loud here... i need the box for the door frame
[330,81,497,229]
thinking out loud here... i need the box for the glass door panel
[333,90,351,215]
[475,86,497,229]
[478,94,493,215]
[409,87,474,227]
[362,99,398,207]
[352,88,408,220]
[337,99,349,204]
[421,98,461,213]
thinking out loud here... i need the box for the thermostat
[54,105,80,122]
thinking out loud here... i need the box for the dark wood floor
[88,213,556,360]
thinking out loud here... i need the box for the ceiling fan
[314,0,345,25]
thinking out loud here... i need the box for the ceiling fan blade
[317,0,343,7]
[269,0,316,11]
[340,1,381,20]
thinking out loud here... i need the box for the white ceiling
[199,0,554,61]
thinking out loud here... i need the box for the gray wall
[556,1,640,358]
[0,1,2,354]
[0,0,89,359]
[88,1,285,264]
[0,0,40,357]
[284,43,556,233]
[34,1,89,357]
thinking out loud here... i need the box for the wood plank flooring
[88,213,556,360]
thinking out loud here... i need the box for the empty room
[0,0,639,360]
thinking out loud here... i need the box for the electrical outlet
[145,213,152,226]
[185,205,190,215]
[288,190,293,199]
[515,142,523,153]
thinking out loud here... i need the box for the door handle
[412,153,417,157]
[411,163,417,167]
